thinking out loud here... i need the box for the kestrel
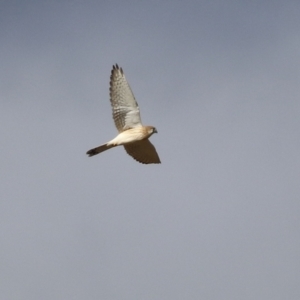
[86,64,161,164]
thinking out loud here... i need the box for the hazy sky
[1,1,300,299]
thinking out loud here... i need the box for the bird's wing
[123,139,161,164]
[109,64,142,132]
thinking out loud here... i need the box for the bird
[86,64,161,164]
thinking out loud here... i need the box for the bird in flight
[86,64,161,164]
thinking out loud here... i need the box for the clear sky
[1,1,299,299]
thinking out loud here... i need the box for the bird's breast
[108,127,149,146]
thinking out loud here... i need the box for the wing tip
[112,64,123,75]
[130,156,161,165]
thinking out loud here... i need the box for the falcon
[86,64,161,164]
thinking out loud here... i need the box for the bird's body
[86,65,160,164]
[108,126,156,146]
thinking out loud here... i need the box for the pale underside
[87,64,160,164]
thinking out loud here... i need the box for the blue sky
[1,1,300,299]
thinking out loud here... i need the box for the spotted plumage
[86,64,160,164]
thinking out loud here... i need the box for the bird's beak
[154,128,158,134]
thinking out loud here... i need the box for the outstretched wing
[123,140,161,164]
[109,64,142,132]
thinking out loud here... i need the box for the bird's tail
[86,143,115,157]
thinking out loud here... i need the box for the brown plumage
[86,65,160,164]
[86,144,115,157]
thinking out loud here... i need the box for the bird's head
[146,126,158,136]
